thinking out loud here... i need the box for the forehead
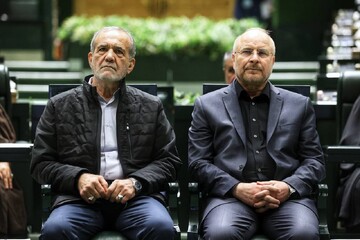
[237,31,272,49]
[94,30,131,48]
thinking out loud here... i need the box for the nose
[105,49,115,62]
[249,51,260,61]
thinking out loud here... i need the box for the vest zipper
[126,122,133,161]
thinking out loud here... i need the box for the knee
[288,224,319,240]
[145,217,175,239]
[41,218,72,239]
[203,225,242,240]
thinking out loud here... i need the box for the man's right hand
[232,182,280,212]
[0,162,13,189]
[77,173,109,203]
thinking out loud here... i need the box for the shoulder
[125,86,163,114]
[126,85,160,103]
[272,85,309,102]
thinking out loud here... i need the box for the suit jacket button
[239,165,243,170]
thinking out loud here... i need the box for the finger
[266,202,280,209]
[115,193,124,203]
[107,180,123,202]
[255,207,268,213]
[253,200,267,209]
[94,179,108,199]
[99,177,109,190]
[256,181,273,186]
[254,189,270,200]
[264,195,280,205]
[86,195,96,204]
[8,176,13,189]
[3,177,10,189]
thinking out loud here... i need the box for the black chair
[188,83,329,240]
[41,83,181,240]
[336,71,360,142]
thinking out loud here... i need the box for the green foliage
[57,15,262,59]
[174,89,200,105]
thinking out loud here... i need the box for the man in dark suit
[337,95,360,232]
[188,28,325,239]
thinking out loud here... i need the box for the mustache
[101,65,116,70]
[245,66,262,71]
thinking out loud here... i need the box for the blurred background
[0,0,355,61]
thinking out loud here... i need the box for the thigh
[201,199,258,240]
[42,203,104,240]
[115,196,174,240]
[262,200,319,240]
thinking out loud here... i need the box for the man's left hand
[107,179,136,204]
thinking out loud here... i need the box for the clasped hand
[232,180,291,213]
[77,173,136,204]
[0,162,13,189]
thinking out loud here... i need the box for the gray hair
[90,26,136,58]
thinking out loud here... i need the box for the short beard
[94,71,126,82]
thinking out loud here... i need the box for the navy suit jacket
[188,81,325,217]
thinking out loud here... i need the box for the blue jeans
[41,196,175,240]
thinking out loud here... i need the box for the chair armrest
[167,182,181,235]
[187,182,200,240]
[317,183,330,239]
[41,184,52,225]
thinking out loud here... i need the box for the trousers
[41,195,175,240]
[202,198,319,240]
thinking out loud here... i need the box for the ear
[127,58,136,74]
[88,51,93,68]
[271,55,275,66]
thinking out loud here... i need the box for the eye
[97,47,107,53]
[114,48,124,55]
[110,47,125,57]
[240,49,252,56]
[258,50,270,58]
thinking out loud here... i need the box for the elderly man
[31,26,181,240]
[188,28,325,240]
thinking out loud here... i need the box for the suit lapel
[223,85,247,145]
[267,85,283,142]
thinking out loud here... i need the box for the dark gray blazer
[188,81,325,217]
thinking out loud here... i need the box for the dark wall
[271,0,355,61]
[0,0,72,60]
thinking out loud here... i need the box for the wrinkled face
[88,30,135,82]
[223,57,235,84]
[232,30,275,92]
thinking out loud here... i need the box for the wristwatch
[130,178,142,194]
[288,184,296,195]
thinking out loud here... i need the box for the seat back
[202,83,311,97]
[48,83,158,98]
[337,71,360,141]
